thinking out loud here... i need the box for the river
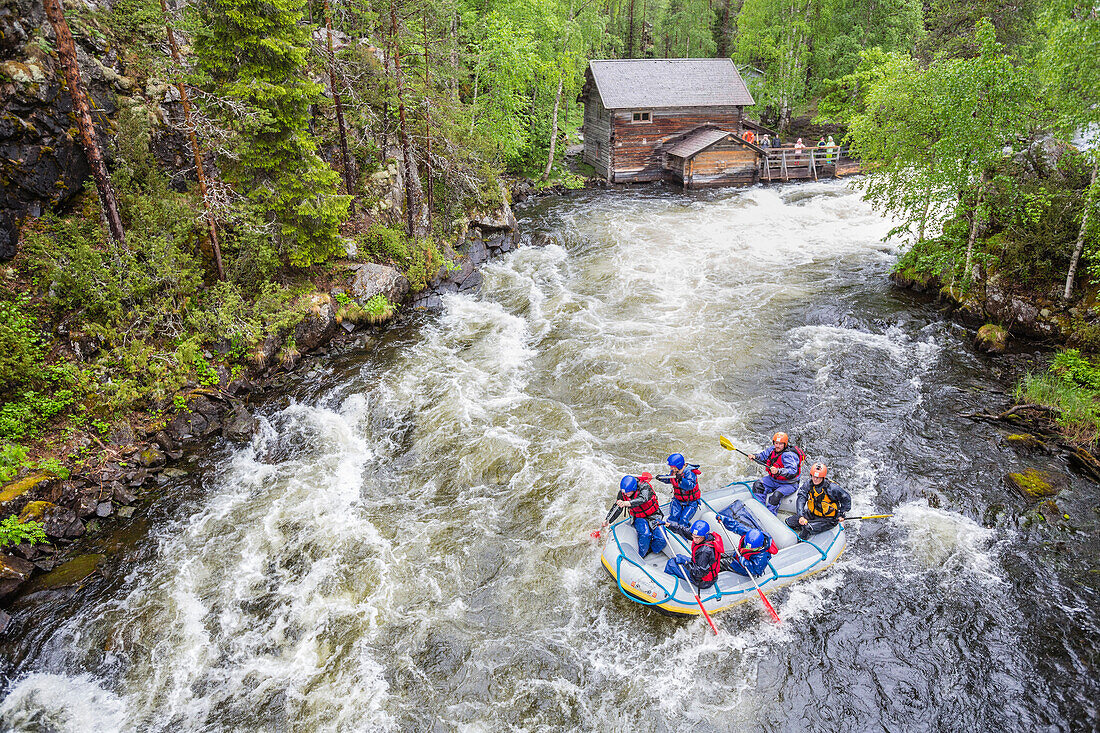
[1,181,1097,731]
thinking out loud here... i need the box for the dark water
[1,181,1097,731]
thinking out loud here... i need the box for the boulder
[96,501,113,518]
[38,504,84,539]
[347,263,410,305]
[18,500,54,523]
[165,408,211,443]
[0,554,34,581]
[113,485,137,506]
[1005,468,1066,499]
[223,405,258,443]
[0,609,11,634]
[976,323,1007,352]
[77,494,99,517]
[1003,433,1045,451]
[294,293,338,352]
[0,473,52,505]
[19,553,105,594]
[529,231,554,248]
[469,200,517,232]
[137,445,167,468]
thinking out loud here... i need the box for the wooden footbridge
[758,145,861,182]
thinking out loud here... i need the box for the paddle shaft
[731,551,781,623]
[673,556,720,635]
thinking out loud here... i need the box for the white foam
[893,499,1004,585]
[0,673,127,732]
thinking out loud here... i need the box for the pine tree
[192,0,348,268]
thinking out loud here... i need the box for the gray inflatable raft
[600,480,845,616]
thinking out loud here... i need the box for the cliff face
[0,0,115,258]
[0,0,197,259]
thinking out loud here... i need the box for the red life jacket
[765,446,805,483]
[693,534,723,585]
[670,467,702,503]
[626,484,660,519]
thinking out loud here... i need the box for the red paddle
[732,552,781,623]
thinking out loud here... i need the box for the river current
[1,181,1097,731]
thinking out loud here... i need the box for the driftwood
[963,403,1100,483]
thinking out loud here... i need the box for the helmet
[690,520,710,537]
[667,453,686,470]
[620,475,638,493]
[742,529,767,552]
[810,462,828,479]
[772,432,789,446]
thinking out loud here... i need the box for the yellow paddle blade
[719,435,735,451]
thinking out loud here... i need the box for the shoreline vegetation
[2,0,1098,617]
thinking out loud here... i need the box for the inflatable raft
[600,480,845,616]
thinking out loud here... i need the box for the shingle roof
[666,128,736,158]
[588,58,755,110]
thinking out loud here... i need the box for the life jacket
[693,533,723,585]
[765,446,805,483]
[626,484,660,519]
[670,465,702,503]
[807,479,839,518]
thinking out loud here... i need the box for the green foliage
[405,239,444,292]
[0,515,47,550]
[1017,355,1100,446]
[0,296,45,393]
[362,224,411,264]
[0,444,28,483]
[191,0,349,267]
[362,294,395,318]
[0,389,77,443]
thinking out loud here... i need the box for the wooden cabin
[581,58,758,188]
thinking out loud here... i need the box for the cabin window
[631,111,651,123]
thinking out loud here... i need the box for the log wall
[610,106,743,183]
[686,144,759,188]
[581,86,612,178]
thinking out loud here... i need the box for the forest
[0,0,1098,506]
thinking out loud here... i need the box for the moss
[1005,468,1062,499]
[1003,433,1044,450]
[18,500,55,523]
[975,323,1008,353]
[20,553,105,593]
[0,474,51,504]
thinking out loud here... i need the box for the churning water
[2,181,1098,731]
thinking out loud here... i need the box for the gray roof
[666,128,737,157]
[588,58,755,109]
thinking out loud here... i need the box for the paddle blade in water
[758,589,781,623]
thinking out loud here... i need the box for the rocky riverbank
[0,197,530,625]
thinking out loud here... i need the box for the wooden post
[391,0,415,237]
[43,0,125,244]
[781,150,788,181]
[810,149,817,181]
[160,0,223,280]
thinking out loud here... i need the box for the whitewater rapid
[2,180,1095,731]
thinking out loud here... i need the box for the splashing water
[2,181,1096,731]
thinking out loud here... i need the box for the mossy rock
[18,500,56,523]
[1005,468,1065,499]
[975,324,1008,354]
[20,554,105,594]
[0,474,52,505]
[1003,433,1045,450]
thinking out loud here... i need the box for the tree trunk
[324,0,356,204]
[963,174,987,285]
[1064,158,1099,300]
[542,73,564,182]
[160,0,223,280]
[626,0,635,57]
[391,0,417,238]
[422,9,432,235]
[43,0,125,244]
[717,0,732,56]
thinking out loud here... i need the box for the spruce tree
[192,0,348,267]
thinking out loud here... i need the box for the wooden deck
[758,145,861,182]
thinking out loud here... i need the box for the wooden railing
[758,145,857,182]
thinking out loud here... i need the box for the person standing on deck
[826,135,837,163]
[794,138,805,159]
[663,519,723,590]
[656,453,701,532]
[752,432,804,514]
[785,462,851,540]
[760,134,771,148]
[602,474,667,558]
